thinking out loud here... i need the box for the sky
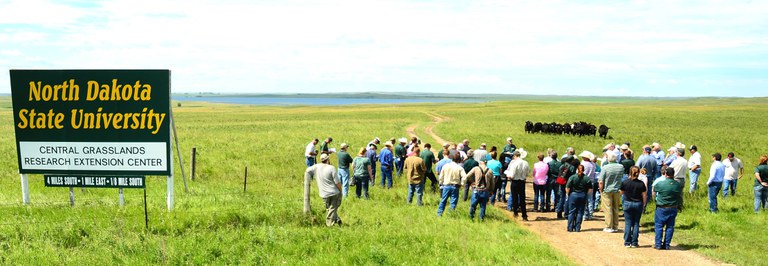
[1,0,767,97]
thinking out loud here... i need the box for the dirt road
[407,112,725,266]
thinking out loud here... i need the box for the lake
[172,96,485,106]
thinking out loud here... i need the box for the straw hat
[384,141,393,147]
[579,150,595,161]
[517,148,528,159]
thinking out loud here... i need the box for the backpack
[548,160,562,179]
[556,164,570,185]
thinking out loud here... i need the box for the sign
[10,70,171,175]
[44,175,146,188]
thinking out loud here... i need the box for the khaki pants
[602,192,620,230]
[323,193,342,226]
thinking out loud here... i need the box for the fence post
[69,187,75,207]
[303,174,311,215]
[20,174,30,205]
[119,188,125,206]
[190,147,197,181]
[243,166,248,193]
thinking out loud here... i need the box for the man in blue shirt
[379,141,395,189]
[707,153,725,212]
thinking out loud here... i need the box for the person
[352,147,373,199]
[437,142,451,160]
[722,152,744,197]
[505,150,530,221]
[474,143,489,162]
[688,145,702,193]
[598,152,623,233]
[651,143,666,180]
[503,137,516,164]
[579,151,597,220]
[669,148,689,187]
[404,147,427,206]
[638,168,649,211]
[707,153,725,213]
[562,147,575,160]
[466,156,495,220]
[461,139,471,153]
[304,154,342,227]
[437,153,467,216]
[395,138,407,176]
[547,152,563,213]
[337,143,353,197]
[663,146,678,171]
[556,156,576,219]
[366,144,378,184]
[621,166,646,248]
[604,142,620,162]
[636,146,657,206]
[654,167,683,250]
[406,136,419,154]
[754,155,768,213]
[462,150,479,201]
[543,148,554,164]
[566,164,592,232]
[378,141,394,189]
[533,153,549,212]
[367,137,381,150]
[420,143,439,193]
[487,151,504,204]
[320,137,334,155]
[305,138,319,167]
[620,146,635,180]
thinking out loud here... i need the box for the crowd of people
[303,136,768,250]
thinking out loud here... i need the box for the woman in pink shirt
[533,153,550,212]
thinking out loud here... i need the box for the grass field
[0,97,766,265]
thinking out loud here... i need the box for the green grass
[1,97,767,264]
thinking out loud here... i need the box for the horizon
[2,1,767,97]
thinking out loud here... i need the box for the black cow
[533,122,543,133]
[525,121,533,133]
[598,125,610,139]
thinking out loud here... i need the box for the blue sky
[1,0,767,97]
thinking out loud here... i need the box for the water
[172,96,483,106]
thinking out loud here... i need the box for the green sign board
[44,175,146,188]
[10,70,171,176]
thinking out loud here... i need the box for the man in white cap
[395,137,408,176]
[505,150,530,221]
[305,153,343,226]
[379,141,395,189]
[503,137,516,164]
[367,137,381,150]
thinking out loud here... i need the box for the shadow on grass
[677,243,719,250]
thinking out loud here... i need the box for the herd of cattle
[525,121,610,138]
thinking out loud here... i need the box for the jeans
[755,185,768,212]
[586,181,598,218]
[322,193,342,226]
[654,207,678,249]
[708,182,722,212]
[395,157,405,176]
[354,176,369,199]
[470,190,490,220]
[496,177,507,203]
[408,183,424,205]
[602,192,621,230]
[338,168,350,197]
[646,174,656,208]
[380,165,393,188]
[723,179,737,197]
[508,180,527,219]
[305,157,315,167]
[592,181,601,212]
[554,183,566,216]
[567,191,587,232]
[623,201,643,246]
[437,185,459,216]
[533,184,547,211]
[689,169,701,193]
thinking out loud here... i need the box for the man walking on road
[305,154,343,227]
[598,152,623,233]
[505,150,530,221]
[654,167,683,249]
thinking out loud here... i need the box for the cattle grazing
[525,121,533,133]
[524,121,606,138]
[598,125,610,139]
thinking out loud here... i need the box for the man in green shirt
[462,151,479,201]
[420,143,438,193]
[395,138,407,176]
[337,143,353,197]
[653,167,683,250]
[503,137,516,164]
[598,152,623,233]
[754,155,768,213]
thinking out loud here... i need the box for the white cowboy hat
[517,148,528,159]
[579,150,595,161]
[398,137,407,143]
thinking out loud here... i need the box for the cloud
[1,0,767,96]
